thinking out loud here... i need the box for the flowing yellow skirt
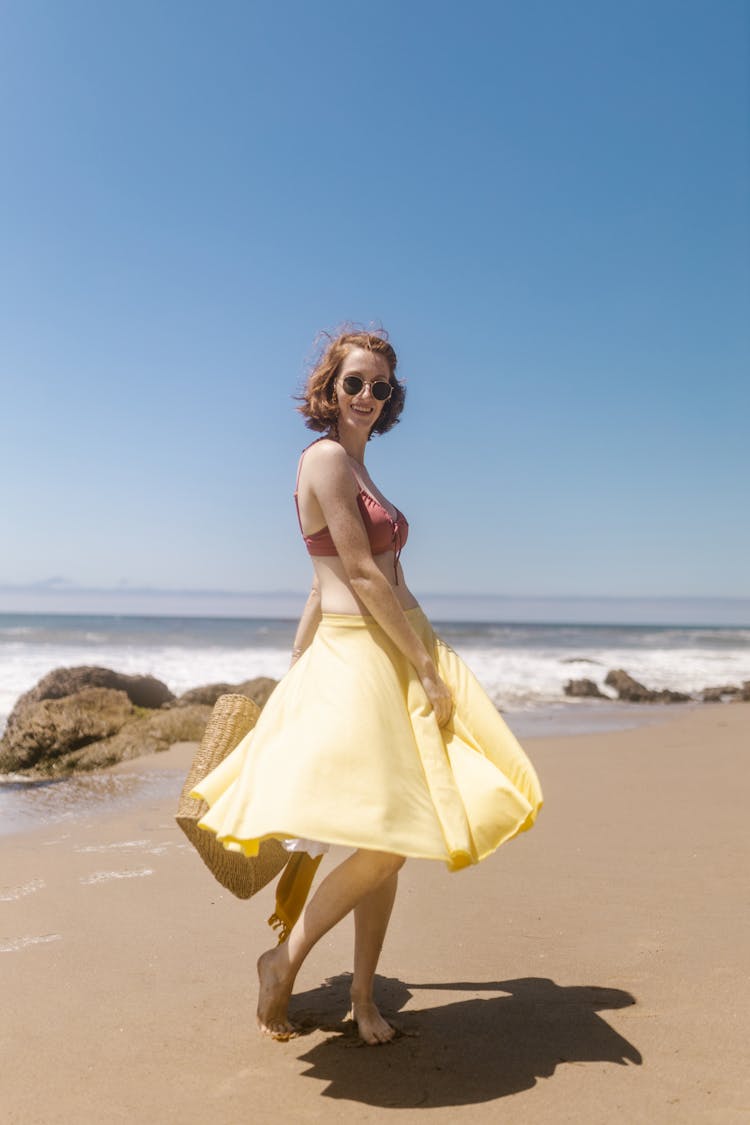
[192,607,543,872]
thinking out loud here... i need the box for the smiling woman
[295,329,406,438]
[190,325,543,1046]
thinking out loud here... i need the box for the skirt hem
[198,805,541,872]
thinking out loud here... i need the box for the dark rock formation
[51,704,212,774]
[176,676,278,709]
[0,663,279,777]
[0,683,211,776]
[701,684,740,702]
[12,665,175,710]
[237,677,278,707]
[604,669,691,703]
[0,688,138,772]
[603,670,652,701]
[0,665,178,775]
[563,678,607,698]
[174,683,238,707]
[656,688,693,703]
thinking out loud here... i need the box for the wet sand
[2,704,748,1123]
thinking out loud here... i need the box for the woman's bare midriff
[313,552,420,615]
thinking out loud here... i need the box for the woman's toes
[258,1016,296,1040]
[351,1000,396,1046]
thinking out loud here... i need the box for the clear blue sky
[1,0,748,612]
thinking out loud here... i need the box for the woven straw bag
[176,692,290,899]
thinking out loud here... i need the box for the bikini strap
[391,516,402,586]
[293,442,316,533]
[294,443,311,497]
[294,438,340,536]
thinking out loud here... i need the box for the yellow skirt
[192,607,542,872]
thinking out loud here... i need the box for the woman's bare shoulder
[302,438,349,477]
[303,437,343,459]
[300,440,359,510]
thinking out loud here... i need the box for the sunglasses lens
[372,381,392,401]
[342,376,363,396]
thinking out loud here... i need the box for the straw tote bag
[176,692,289,899]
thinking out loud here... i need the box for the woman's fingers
[437,695,454,727]
[422,674,454,727]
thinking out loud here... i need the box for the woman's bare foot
[256,947,296,1039]
[350,998,397,1045]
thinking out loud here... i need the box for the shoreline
[2,703,748,1122]
[0,699,712,839]
[0,692,730,745]
[2,613,747,749]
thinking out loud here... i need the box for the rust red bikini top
[294,443,409,584]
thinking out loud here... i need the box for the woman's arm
[305,442,452,725]
[290,578,322,667]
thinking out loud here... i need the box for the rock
[175,683,238,707]
[0,664,277,776]
[701,684,741,702]
[13,665,175,709]
[603,669,654,702]
[653,689,692,703]
[55,704,212,774]
[176,676,278,709]
[236,677,278,707]
[732,680,750,702]
[0,690,211,776]
[0,688,137,772]
[604,669,691,703]
[563,678,607,698]
[0,666,177,773]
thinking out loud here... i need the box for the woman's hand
[419,668,453,728]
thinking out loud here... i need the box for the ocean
[3,610,749,736]
[2,611,748,834]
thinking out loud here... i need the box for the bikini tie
[392,522,402,585]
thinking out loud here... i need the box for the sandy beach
[2,702,748,1124]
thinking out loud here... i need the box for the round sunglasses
[340,375,393,401]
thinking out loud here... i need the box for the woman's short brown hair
[296,325,406,437]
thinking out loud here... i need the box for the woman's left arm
[290,578,322,666]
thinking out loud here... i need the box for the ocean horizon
[1,585,749,626]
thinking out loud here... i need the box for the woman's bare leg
[349,870,399,1043]
[257,849,405,1040]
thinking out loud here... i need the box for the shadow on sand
[289,974,642,1108]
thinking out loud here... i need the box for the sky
[1,0,748,621]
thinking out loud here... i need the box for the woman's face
[334,347,392,434]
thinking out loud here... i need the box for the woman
[192,327,543,1045]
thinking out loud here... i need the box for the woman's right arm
[305,442,453,726]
